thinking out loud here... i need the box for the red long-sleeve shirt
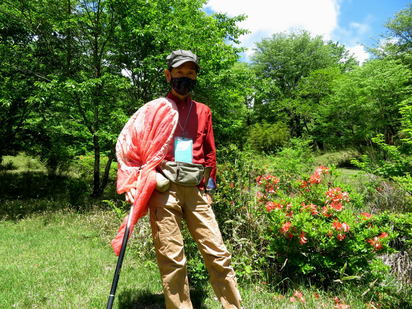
[165,93,217,188]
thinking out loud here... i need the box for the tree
[1,0,248,196]
[0,4,43,164]
[367,3,412,68]
[293,67,343,149]
[250,29,357,139]
[322,58,412,149]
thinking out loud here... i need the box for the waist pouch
[159,161,204,186]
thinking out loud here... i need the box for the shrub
[256,165,412,295]
[249,121,289,154]
[269,138,315,181]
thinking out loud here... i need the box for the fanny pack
[159,160,204,186]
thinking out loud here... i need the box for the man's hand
[125,188,137,204]
[206,192,213,205]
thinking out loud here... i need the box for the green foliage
[1,0,249,196]
[250,29,358,141]
[255,165,412,305]
[369,3,412,70]
[249,121,289,153]
[269,138,315,181]
[323,58,412,149]
[352,135,412,179]
[400,97,412,143]
[207,147,412,307]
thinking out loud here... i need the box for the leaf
[341,275,361,281]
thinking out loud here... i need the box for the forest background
[1,0,412,308]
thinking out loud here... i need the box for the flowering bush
[257,165,397,285]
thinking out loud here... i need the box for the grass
[0,209,375,309]
[1,154,46,173]
[1,153,411,308]
[0,209,165,309]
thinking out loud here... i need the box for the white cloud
[349,21,370,35]
[347,45,370,65]
[205,0,341,57]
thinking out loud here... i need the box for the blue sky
[204,0,410,63]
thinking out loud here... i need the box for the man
[130,50,243,309]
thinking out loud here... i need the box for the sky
[204,0,410,64]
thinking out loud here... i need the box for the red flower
[322,206,332,217]
[298,180,308,188]
[332,220,350,238]
[337,234,346,241]
[342,222,350,233]
[360,212,372,220]
[367,237,383,251]
[286,232,294,240]
[326,187,350,204]
[294,290,305,303]
[327,230,333,238]
[309,173,322,184]
[332,220,342,231]
[380,232,388,238]
[280,222,292,235]
[330,201,343,211]
[265,201,275,212]
[299,232,308,245]
[267,184,276,193]
[309,166,329,184]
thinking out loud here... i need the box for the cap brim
[171,59,200,69]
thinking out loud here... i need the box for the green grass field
[0,210,165,308]
[0,208,376,309]
[0,153,407,308]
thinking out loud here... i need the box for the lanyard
[178,100,193,138]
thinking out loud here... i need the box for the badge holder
[175,137,193,163]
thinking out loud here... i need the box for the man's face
[165,61,198,82]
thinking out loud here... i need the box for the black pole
[106,203,134,309]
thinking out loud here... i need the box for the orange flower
[330,201,343,211]
[299,232,308,245]
[367,237,383,251]
[280,222,292,235]
[337,234,346,241]
[342,222,350,233]
[360,212,372,220]
[294,290,305,303]
[322,206,332,217]
[309,166,329,184]
[380,232,388,238]
[332,220,342,231]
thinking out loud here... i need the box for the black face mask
[170,77,197,96]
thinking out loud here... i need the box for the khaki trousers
[148,182,242,309]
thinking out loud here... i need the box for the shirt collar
[167,92,192,106]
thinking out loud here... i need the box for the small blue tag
[175,137,193,163]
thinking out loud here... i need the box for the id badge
[175,137,193,163]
